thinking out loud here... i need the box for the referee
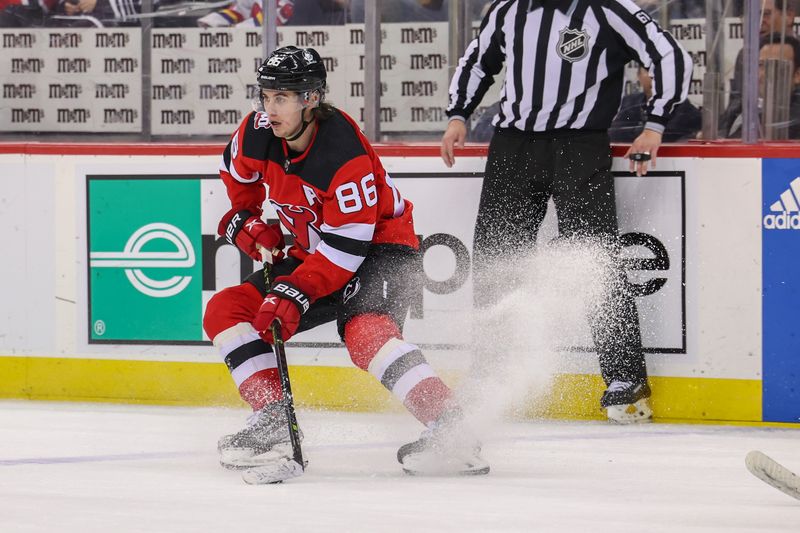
[441,0,692,423]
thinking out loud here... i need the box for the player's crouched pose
[203,46,489,479]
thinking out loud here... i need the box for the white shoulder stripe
[316,241,365,272]
[320,222,375,241]
[226,158,261,184]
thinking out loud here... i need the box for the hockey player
[203,46,489,479]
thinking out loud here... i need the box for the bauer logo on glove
[253,278,311,342]
[224,212,243,244]
[219,208,285,262]
[272,282,310,313]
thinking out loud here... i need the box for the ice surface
[1,401,798,532]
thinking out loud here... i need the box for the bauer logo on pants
[87,177,203,343]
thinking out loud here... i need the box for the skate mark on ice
[0,451,202,466]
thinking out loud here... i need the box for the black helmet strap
[284,91,317,142]
[285,117,313,142]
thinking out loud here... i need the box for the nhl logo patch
[557,28,590,62]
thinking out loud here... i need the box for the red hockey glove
[252,278,310,343]
[219,209,285,261]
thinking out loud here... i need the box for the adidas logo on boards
[764,177,800,230]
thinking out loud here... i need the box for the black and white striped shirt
[447,0,692,134]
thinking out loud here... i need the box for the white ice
[1,401,798,532]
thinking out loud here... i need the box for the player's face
[261,89,305,138]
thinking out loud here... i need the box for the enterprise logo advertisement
[87,177,203,343]
[761,159,800,423]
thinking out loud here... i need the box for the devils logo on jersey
[272,201,320,252]
[342,276,361,304]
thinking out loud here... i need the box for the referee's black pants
[473,127,647,386]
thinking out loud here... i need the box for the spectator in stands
[720,32,800,138]
[0,0,146,27]
[760,0,798,38]
[470,102,501,143]
[288,0,347,25]
[198,0,348,28]
[729,0,798,110]
[198,0,284,27]
[0,0,59,26]
[635,0,705,20]
[609,66,702,142]
[62,0,94,16]
[59,0,144,26]
[348,0,442,22]
[349,0,486,23]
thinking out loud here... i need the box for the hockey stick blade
[745,450,800,501]
[242,458,305,485]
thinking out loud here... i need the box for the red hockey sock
[403,377,453,425]
[238,368,283,411]
[344,313,401,370]
[344,314,453,425]
[204,282,282,411]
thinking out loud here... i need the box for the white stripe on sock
[391,364,437,403]
[213,322,262,360]
[367,337,418,382]
[230,352,278,388]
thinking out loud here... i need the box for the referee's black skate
[397,409,489,476]
[218,402,303,470]
[601,381,652,424]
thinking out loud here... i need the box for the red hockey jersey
[218,108,419,302]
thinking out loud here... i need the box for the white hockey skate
[397,410,490,476]
[601,381,653,424]
[218,402,303,470]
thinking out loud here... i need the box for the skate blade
[401,452,490,477]
[606,398,653,424]
[242,458,305,485]
[220,443,293,470]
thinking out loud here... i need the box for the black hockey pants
[472,127,647,385]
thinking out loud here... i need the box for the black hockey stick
[270,318,305,471]
[241,249,305,485]
[263,256,305,471]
